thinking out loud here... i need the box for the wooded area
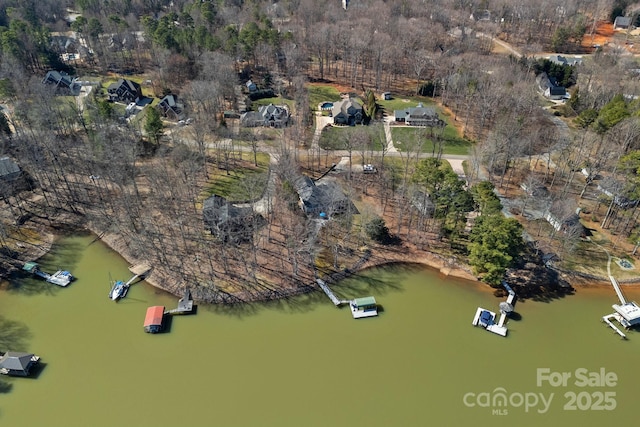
[2,0,640,301]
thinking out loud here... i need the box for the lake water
[1,233,640,426]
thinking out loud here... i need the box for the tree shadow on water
[0,316,32,351]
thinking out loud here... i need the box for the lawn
[319,124,386,151]
[202,152,271,203]
[391,126,471,155]
[378,95,437,117]
[308,84,342,110]
[251,96,296,113]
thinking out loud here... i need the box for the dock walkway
[165,288,195,315]
[316,279,351,306]
[610,275,626,305]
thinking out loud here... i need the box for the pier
[609,275,626,304]
[316,279,351,306]
[165,288,195,315]
[602,314,627,339]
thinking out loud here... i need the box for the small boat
[47,270,74,287]
[108,280,128,301]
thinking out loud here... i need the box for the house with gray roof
[240,104,289,128]
[203,195,264,242]
[548,54,583,67]
[0,352,40,376]
[42,70,80,94]
[0,157,21,182]
[293,175,356,216]
[107,78,142,103]
[332,98,363,126]
[614,16,632,30]
[536,73,566,100]
[157,94,184,120]
[394,103,445,127]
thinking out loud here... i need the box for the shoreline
[88,224,628,303]
[5,223,634,301]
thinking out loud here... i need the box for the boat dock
[316,279,351,306]
[316,279,378,318]
[601,274,640,339]
[165,288,195,315]
[23,262,73,287]
[471,281,516,337]
[602,314,627,338]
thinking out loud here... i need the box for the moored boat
[108,280,128,301]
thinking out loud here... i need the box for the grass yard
[202,152,270,203]
[308,84,342,110]
[391,126,471,155]
[378,95,436,117]
[251,96,296,112]
[319,125,386,151]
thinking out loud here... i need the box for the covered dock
[144,306,165,333]
[0,352,40,376]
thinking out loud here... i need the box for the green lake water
[1,233,640,426]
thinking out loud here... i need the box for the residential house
[0,352,40,376]
[614,16,632,30]
[50,34,91,62]
[411,189,435,217]
[0,157,21,182]
[293,175,356,216]
[107,78,142,103]
[394,103,445,127]
[203,195,264,242]
[597,177,639,208]
[0,157,26,195]
[536,73,566,100]
[42,70,80,94]
[545,206,586,236]
[332,98,363,125]
[548,55,583,67]
[157,94,184,120]
[240,104,289,128]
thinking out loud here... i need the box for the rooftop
[353,296,376,307]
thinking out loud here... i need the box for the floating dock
[316,279,378,318]
[602,275,640,339]
[23,262,74,287]
[471,281,516,337]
